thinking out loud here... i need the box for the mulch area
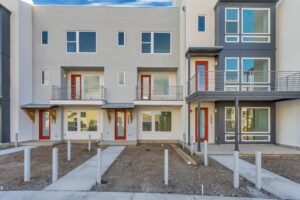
[92,144,270,198]
[0,143,100,190]
[241,155,300,184]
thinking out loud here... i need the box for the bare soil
[241,155,300,184]
[0,143,99,190]
[92,144,270,197]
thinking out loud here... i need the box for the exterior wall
[276,0,300,148]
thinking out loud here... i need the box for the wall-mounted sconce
[64,74,67,78]
[214,108,217,113]
[215,60,218,67]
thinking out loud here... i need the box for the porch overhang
[186,91,300,102]
[185,46,223,57]
[21,104,58,123]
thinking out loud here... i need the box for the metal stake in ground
[88,134,92,151]
[256,151,262,190]
[233,151,239,189]
[164,149,169,186]
[183,133,186,150]
[204,140,208,166]
[96,148,102,185]
[24,147,31,182]
[67,139,71,161]
[52,147,58,182]
[15,133,18,148]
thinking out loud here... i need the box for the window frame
[41,30,48,45]
[241,107,271,134]
[225,57,240,84]
[41,70,49,86]
[225,107,236,134]
[66,31,97,54]
[241,57,271,84]
[241,8,271,35]
[66,110,99,133]
[141,32,171,54]
[225,7,240,35]
[198,15,206,32]
[117,71,125,86]
[118,31,125,46]
[140,111,173,133]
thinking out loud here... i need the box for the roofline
[0,4,11,14]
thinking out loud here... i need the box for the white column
[164,149,168,185]
[233,151,239,189]
[52,148,58,182]
[24,147,31,182]
[88,134,91,151]
[67,140,71,161]
[256,151,262,190]
[96,149,102,185]
[204,140,208,166]
[15,133,18,148]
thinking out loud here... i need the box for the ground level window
[241,107,269,133]
[142,112,152,131]
[155,112,171,132]
[67,110,98,132]
[67,111,77,131]
[225,107,235,133]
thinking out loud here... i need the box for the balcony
[187,71,300,101]
[50,85,106,105]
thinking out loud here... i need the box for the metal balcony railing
[52,85,106,101]
[136,85,183,101]
[188,71,300,95]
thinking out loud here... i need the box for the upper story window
[225,8,239,43]
[118,32,125,46]
[198,16,206,32]
[42,31,48,45]
[141,32,171,54]
[67,31,96,53]
[41,70,49,85]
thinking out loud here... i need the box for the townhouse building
[0,0,300,149]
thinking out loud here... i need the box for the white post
[96,149,102,185]
[67,140,71,161]
[164,149,168,186]
[52,148,58,182]
[15,133,18,148]
[182,133,186,150]
[204,140,208,166]
[24,147,31,182]
[88,134,91,151]
[256,151,262,190]
[233,151,239,189]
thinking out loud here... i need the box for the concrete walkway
[211,155,300,200]
[0,191,275,200]
[0,146,37,157]
[44,146,125,191]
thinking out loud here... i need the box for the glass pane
[226,58,238,70]
[153,76,169,95]
[80,111,98,131]
[142,76,150,99]
[155,112,171,132]
[79,32,96,52]
[117,112,125,136]
[242,36,269,42]
[226,36,239,42]
[198,16,205,32]
[42,112,50,136]
[142,43,151,53]
[225,108,235,133]
[226,71,238,83]
[142,112,152,131]
[67,111,77,131]
[42,31,48,44]
[197,64,206,91]
[226,22,238,34]
[67,32,76,41]
[242,108,269,133]
[67,42,76,52]
[84,76,100,99]
[226,8,238,20]
[242,59,269,83]
[243,9,269,34]
[142,33,151,42]
[118,32,125,45]
[154,33,170,53]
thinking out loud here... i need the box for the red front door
[71,74,82,100]
[141,75,151,100]
[115,110,126,140]
[195,107,208,142]
[195,61,209,91]
[39,110,51,140]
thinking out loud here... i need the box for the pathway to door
[211,155,300,199]
[44,146,125,191]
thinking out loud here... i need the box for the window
[67,111,78,131]
[198,16,206,32]
[225,58,239,84]
[67,31,96,53]
[41,70,49,85]
[118,71,125,86]
[83,76,100,99]
[42,31,48,45]
[225,8,239,34]
[67,110,98,132]
[241,107,269,133]
[225,107,235,133]
[242,58,270,83]
[141,32,171,54]
[118,32,125,46]
[155,112,171,132]
[142,112,152,131]
[153,76,169,95]
[242,9,270,34]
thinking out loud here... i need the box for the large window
[67,31,96,53]
[153,76,169,95]
[241,108,269,133]
[225,58,239,84]
[142,112,152,131]
[141,32,171,54]
[67,110,98,132]
[225,107,235,133]
[242,9,270,34]
[242,58,270,83]
[83,76,100,99]
[155,112,172,132]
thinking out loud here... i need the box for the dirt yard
[93,144,271,198]
[0,143,99,190]
[241,155,300,184]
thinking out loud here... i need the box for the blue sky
[32,0,173,7]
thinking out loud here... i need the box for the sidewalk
[44,146,125,191]
[211,155,300,200]
[0,191,275,200]
[0,146,37,157]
